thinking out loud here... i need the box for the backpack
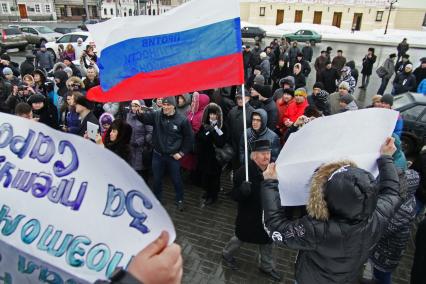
[376,66,387,78]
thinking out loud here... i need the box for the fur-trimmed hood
[307,160,376,222]
[201,103,223,129]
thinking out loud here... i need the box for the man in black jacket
[223,139,281,282]
[20,52,36,77]
[75,94,99,137]
[137,96,193,210]
[261,137,401,284]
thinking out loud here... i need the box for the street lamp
[384,0,397,35]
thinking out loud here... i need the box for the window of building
[104,8,107,15]
[423,13,426,26]
[45,4,51,13]
[129,9,132,16]
[1,3,8,13]
[153,9,156,15]
[110,8,113,15]
[376,11,383,21]
[124,12,127,17]
[260,7,265,16]
[35,4,41,13]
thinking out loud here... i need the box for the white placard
[276,108,399,206]
[0,113,175,282]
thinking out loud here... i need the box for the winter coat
[0,78,12,113]
[35,50,54,71]
[380,58,396,80]
[226,102,254,155]
[282,98,308,124]
[54,70,69,99]
[138,109,193,156]
[239,109,280,163]
[20,59,35,77]
[292,58,311,77]
[361,54,377,76]
[83,77,100,92]
[271,65,290,91]
[293,72,306,89]
[126,111,153,171]
[176,93,192,116]
[68,62,82,78]
[243,50,254,69]
[331,56,347,72]
[77,111,99,137]
[346,61,359,85]
[337,71,356,94]
[314,56,328,73]
[319,67,340,94]
[260,57,271,81]
[413,66,426,89]
[302,46,313,62]
[251,47,262,67]
[65,108,80,134]
[370,169,419,272]
[276,98,294,131]
[418,79,426,94]
[104,120,132,164]
[196,103,227,175]
[288,46,301,64]
[187,93,210,134]
[411,217,426,284]
[232,158,272,244]
[397,42,409,56]
[261,97,278,130]
[261,156,402,284]
[33,101,59,129]
[393,71,417,95]
[307,91,330,115]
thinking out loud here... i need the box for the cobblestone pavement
[150,170,416,284]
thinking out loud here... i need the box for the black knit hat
[162,96,177,107]
[339,95,354,105]
[75,95,94,110]
[313,82,324,90]
[283,88,294,97]
[0,53,10,61]
[27,94,45,105]
[381,94,394,107]
[253,84,272,99]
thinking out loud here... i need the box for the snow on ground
[241,21,426,47]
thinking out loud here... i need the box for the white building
[101,0,135,18]
[138,0,187,16]
[0,0,57,21]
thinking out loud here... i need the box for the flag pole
[241,83,249,182]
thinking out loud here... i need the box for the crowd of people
[0,35,426,284]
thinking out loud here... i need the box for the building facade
[240,0,426,31]
[54,0,99,20]
[137,0,187,16]
[0,0,56,21]
[101,0,135,18]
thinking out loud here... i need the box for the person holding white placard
[261,137,403,284]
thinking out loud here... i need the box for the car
[45,31,95,61]
[54,27,80,34]
[19,26,62,47]
[282,30,322,45]
[393,92,426,155]
[78,19,101,31]
[241,26,266,41]
[0,28,28,53]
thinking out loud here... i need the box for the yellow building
[240,0,426,31]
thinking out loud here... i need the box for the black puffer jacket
[138,109,194,156]
[261,156,401,284]
[370,169,419,272]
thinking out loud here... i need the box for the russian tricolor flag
[87,0,244,102]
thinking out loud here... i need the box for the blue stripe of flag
[99,18,242,91]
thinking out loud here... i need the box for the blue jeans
[377,78,390,95]
[373,268,392,284]
[152,150,184,202]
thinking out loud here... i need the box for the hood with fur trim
[307,160,377,222]
[201,103,223,129]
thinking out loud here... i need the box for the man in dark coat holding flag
[222,139,281,282]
